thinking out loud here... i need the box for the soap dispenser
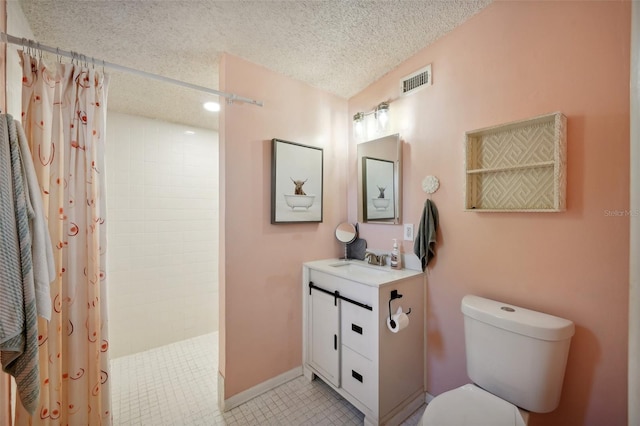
[390,239,402,270]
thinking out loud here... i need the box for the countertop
[304,258,423,287]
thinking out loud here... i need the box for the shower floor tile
[110,333,426,425]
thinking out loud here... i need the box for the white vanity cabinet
[302,259,425,426]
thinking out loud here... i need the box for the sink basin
[329,262,391,276]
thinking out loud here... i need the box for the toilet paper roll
[387,310,409,333]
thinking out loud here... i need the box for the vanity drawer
[341,345,377,411]
[341,300,375,360]
[309,269,342,292]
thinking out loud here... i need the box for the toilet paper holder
[388,290,412,328]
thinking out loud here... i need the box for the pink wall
[348,2,630,425]
[219,54,348,397]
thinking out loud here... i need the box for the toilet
[420,295,575,425]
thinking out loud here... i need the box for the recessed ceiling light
[203,101,220,112]
[184,130,196,135]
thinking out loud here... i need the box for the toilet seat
[420,384,528,426]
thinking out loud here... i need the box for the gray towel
[413,199,439,271]
[0,114,40,414]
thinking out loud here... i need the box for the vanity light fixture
[352,101,391,136]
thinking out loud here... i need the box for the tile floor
[110,333,427,425]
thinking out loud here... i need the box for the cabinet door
[309,289,340,387]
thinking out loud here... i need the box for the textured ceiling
[15,0,492,130]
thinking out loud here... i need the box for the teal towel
[413,199,439,271]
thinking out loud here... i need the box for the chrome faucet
[365,252,387,266]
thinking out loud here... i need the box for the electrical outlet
[403,224,414,241]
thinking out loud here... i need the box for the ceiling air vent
[400,64,432,96]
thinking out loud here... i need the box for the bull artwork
[377,186,386,199]
[291,178,308,195]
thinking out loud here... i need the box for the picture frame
[271,139,323,224]
[363,156,395,221]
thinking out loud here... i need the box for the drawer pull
[351,324,363,335]
[334,334,337,350]
[352,370,363,383]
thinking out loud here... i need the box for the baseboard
[217,371,225,411]
[219,366,302,412]
[425,391,435,404]
[382,391,425,426]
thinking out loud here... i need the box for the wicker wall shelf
[464,112,567,212]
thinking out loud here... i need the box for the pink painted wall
[348,2,630,425]
[219,54,348,397]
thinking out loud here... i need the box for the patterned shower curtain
[14,51,111,425]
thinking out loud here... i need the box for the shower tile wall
[106,112,219,358]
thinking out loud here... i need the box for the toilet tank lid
[461,295,575,341]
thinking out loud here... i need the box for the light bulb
[376,102,389,131]
[353,112,365,139]
[378,110,388,129]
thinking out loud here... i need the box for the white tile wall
[106,112,219,358]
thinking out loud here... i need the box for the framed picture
[363,156,395,221]
[271,139,323,224]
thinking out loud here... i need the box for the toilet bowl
[420,384,529,426]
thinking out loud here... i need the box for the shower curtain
[11,51,111,425]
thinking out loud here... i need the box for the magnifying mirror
[335,222,357,260]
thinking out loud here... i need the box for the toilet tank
[461,295,575,413]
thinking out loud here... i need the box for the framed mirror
[357,133,402,224]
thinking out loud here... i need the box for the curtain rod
[1,31,263,107]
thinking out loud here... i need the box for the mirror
[335,222,357,243]
[335,222,357,260]
[357,133,402,224]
